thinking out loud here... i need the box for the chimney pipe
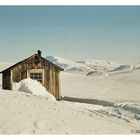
[37,50,41,56]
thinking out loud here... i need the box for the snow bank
[14,78,56,101]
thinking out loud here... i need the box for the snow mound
[17,78,56,101]
[108,64,134,74]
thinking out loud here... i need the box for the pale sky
[0,6,140,64]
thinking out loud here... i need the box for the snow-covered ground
[1,89,140,134]
[60,70,140,102]
[0,60,140,134]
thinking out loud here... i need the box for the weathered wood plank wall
[2,70,11,90]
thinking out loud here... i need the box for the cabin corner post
[2,73,4,89]
[59,71,62,100]
[10,70,13,90]
[56,70,61,100]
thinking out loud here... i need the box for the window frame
[27,69,44,85]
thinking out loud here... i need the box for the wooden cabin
[0,50,63,100]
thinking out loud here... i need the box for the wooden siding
[2,70,11,90]
[2,54,61,100]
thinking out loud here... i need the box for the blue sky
[0,6,140,63]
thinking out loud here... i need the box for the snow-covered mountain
[77,59,120,70]
[46,56,120,75]
[135,63,140,69]
[46,56,93,74]
[108,64,134,74]
[0,57,136,76]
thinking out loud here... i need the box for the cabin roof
[0,53,64,73]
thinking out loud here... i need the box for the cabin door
[27,69,44,85]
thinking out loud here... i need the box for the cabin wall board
[2,70,11,90]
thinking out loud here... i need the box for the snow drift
[14,78,56,101]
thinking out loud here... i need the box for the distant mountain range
[46,56,121,75]
[0,56,138,76]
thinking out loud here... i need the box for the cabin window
[30,73,43,83]
[27,69,44,84]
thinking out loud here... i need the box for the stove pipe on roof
[37,50,41,57]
